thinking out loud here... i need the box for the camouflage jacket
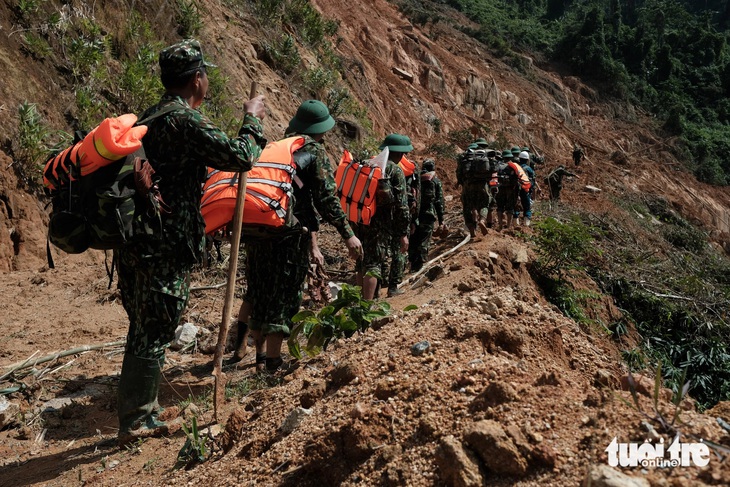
[286,133,354,240]
[136,94,265,265]
[418,171,444,225]
[546,167,576,185]
[372,161,410,237]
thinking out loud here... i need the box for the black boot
[117,354,179,446]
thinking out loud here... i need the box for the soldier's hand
[400,235,409,253]
[344,235,362,261]
[244,94,266,120]
[310,246,325,267]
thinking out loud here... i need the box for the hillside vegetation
[399,0,730,185]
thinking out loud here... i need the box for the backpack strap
[358,168,376,205]
[46,237,55,270]
[135,103,181,127]
[347,164,364,200]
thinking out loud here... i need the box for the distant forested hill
[399,0,730,185]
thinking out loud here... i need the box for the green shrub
[301,65,336,97]
[21,32,52,59]
[530,216,596,281]
[176,0,203,37]
[199,68,238,136]
[118,43,163,112]
[14,101,52,187]
[262,34,300,75]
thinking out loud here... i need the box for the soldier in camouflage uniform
[408,158,445,272]
[356,134,410,300]
[546,164,579,200]
[115,40,266,445]
[233,100,362,371]
[379,134,415,297]
[457,143,493,237]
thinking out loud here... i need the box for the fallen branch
[402,233,471,287]
[0,340,125,381]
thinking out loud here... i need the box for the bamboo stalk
[402,233,471,287]
[0,341,125,381]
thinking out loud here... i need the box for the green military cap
[522,146,530,152]
[467,143,479,150]
[422,158,435,171]
[510,146,521,155]
[379,133,413,152]
[159,39,216,78]
[473,138,489,148]
[287,100,336,135]
[502,149,515,159]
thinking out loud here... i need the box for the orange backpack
[201,136,306,238]
[335,150,381,225]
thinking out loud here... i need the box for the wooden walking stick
[213,82,258,421]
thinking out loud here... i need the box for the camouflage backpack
[46,107,176,260]
[462,149,491,180]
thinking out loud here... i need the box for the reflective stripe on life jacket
[200,136,306,235]
[335,150,381,225]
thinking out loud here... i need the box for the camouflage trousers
[408,218,435,272]
[384,232,407,287]
[496,184,519,213]
[355,223,405,287]
[116,249,191,361]
[461,181,491,229]
[244,233,310,336]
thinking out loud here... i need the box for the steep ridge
[0,1,728,486]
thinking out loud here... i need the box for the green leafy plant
[21,32,52,59]
[262,34,301,75]
[199,68,238,136]
[14,101,52,187]
[177,416,209,469]
[176,0,202,37]
[530,216,596,281]
[288,284,390,359]
[301,65,336,97]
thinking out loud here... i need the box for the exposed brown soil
[1,1,729,486]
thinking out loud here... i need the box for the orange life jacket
[508,161,532,192]
[200,136,306,235]
[335,150,381,225]
[398,156,416,178]
[43,141,83,190]
[43,114,150,190]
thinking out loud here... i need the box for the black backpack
[462,149,491,180]
[45,106,177,265]
[497,162,518,188]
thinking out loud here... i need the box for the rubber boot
[505,214,514,229]
[117,354,180,446]
[497,213,504,231]
[387,285,404,297]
